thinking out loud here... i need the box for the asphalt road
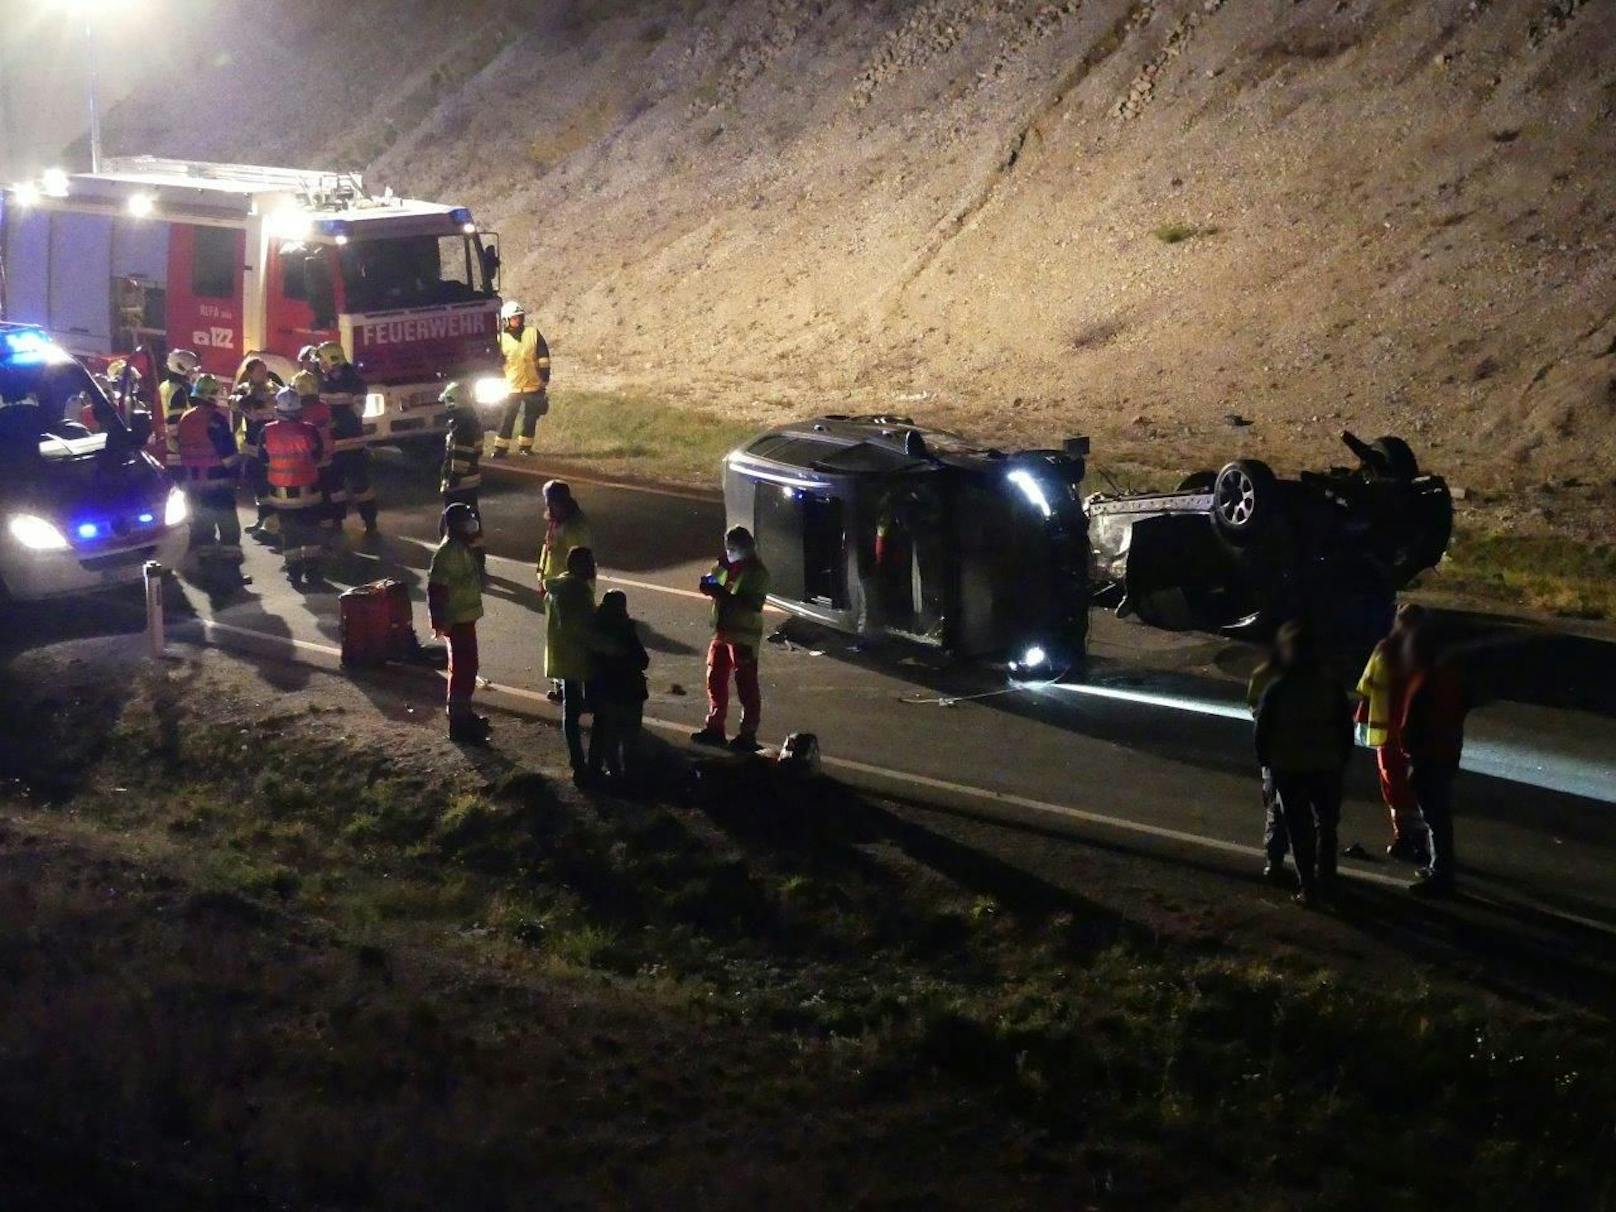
[37,453,1616,935]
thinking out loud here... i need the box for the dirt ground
[0,636,1612,1208]
[39,0,1602,539]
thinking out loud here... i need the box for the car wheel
[1176,470,1217,492]
[1212,459,1277,541]
[1370,435,1419,480]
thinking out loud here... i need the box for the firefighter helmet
[315,340,347,372]
[500,299,525,322]
[297,344,319,366]
[191,373,223,402]
[442,500,478,538]
[291,370,321,398]
[166,348,201,376]
[274,387,303,417]
[439,380,463,408]
[107,357,140,382]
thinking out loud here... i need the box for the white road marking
[179,618,1616,938]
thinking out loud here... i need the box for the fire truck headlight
[127,192,155,218]
[363,392,387,419]
[8,514,70,551]
[473,377,510,407]
[164,488,189,529]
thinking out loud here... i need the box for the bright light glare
[461,222,477,234]
[163,487,189,528]
[334,234,350,246]
[11,182,39,207]
[76,522,100,540]
[472,377,510,406]
[40,168,70,197]
[126,192,154,218]
[1007,469,1052,518]
[363,391,387,419]
[1022,646,1048,668]
[266,207,313,241]
[8,514,70,551]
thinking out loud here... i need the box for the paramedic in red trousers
[692,526,772,753]
[1401,623,1472,898]
[316,340,378,535]
[174,373,249,587]
[490,299,551,458]
[160,348,202,476]
[260,387,327,589]
[1354,603,1430,866]
[429,502,490,744]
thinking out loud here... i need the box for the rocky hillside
[80,0,1616,499]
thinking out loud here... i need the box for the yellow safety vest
[500,326,547,394]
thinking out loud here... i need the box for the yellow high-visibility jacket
[1354,640,1408,749]
[500,325,551,394]
[710,557,771,647]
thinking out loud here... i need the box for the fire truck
[0,156,510,448]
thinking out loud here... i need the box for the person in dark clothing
[587,591,650,782]
[1400,624,1470,896]
[1246,643,1288,885]
[1254,621,1354,906]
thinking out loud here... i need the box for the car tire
[1370,435,1419,480]
[1176,470,1217,492]
[1212,459,1277,541]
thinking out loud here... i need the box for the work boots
[448,712,492,745]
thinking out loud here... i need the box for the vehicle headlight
[164,486,189,527]
[363,391,387,419]
[473,376,510,406]
[8,514,69,551]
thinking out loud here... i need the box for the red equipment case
[339,579,416,667]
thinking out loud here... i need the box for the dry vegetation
[0,646,1612,1208]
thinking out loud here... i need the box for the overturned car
[723,418,1451,666]
[1086,432,1452,636]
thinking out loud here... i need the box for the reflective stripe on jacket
[1354,640,1408,750]
[500,325,551,394]
[262,419,322,489]
[176,404,239,480]
[428,538,484,627]
[329,402,367,458]
[711,556,771,646]
[159,377,190,465]
[441,410,484,493]
[320,364,367,409]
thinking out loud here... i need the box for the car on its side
[0,324,187,602]
[723,416,1091,674]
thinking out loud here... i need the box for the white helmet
[499,299,525,322]
[167,348,201,376]
[274,386,304,417]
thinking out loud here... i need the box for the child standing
[587,590,650,782]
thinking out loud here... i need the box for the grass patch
[527,387,758,487]
[1152,221,1219,244]
[0,667,1612,1206]
[1431,529,1616,620]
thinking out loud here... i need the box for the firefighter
[438,381,486,574]
[175,374,248,583]
[231,358,282,538]
[289,370,339,540]
[428,501,490,744]
[536,479,592,700]
[296,344,321,378]
[491,299,551,458]
[692,526,772,753]
[160,348,202,475]
[260,387,327,588]
[316,340,378,534]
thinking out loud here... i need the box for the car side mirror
[481,244,501,289]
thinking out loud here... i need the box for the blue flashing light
[76,522,100,540]
[318,218,352,238]
[449,206,472,224]
[1,328,55,365]
[137,512,155,525]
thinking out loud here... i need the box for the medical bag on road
[339,579,416,667]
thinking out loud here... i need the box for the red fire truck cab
[0,156,508,448]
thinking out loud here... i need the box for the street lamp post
[82,3,103,172]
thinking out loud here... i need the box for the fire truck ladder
[100,156,371,210]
